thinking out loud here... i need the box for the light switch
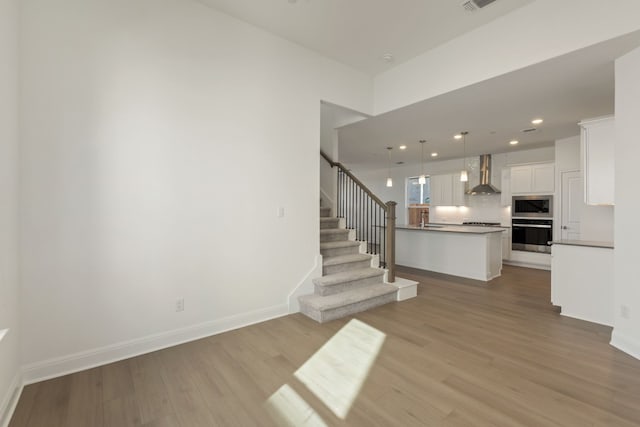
[277,207,285,218]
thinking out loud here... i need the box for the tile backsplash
[430,195,511,226]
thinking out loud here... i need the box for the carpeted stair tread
[319,217,339,223]
[323,253,371,267]
[320,217,341,229]
[313,268,383,287]
[320,228,349,235]
[320,241,360,250]
[299,284,396,311]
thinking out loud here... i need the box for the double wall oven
[511,195,553,254]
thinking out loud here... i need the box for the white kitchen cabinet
[429,174,450,206]
[551,242,614,326]
[430,174,466,206]
[502,229,511,261]
[510,163,555,194]
[532,164,555,192]
[501,168,511,206]
[508,250,551,270]
[452,176,467,206]
[510,166,532,194]
[579,116,615,205]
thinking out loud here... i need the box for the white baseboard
[288,255,323,313]
[560,311,613,327]
[503,260,551,271]
[21,303,289,385]
[0,371,23,427]
[505,250,551,271]
[610,329,640,361]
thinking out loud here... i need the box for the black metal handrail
[321,151,396,282]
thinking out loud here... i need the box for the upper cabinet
[579,116,615,206]
[510,163,555,195]
[430,173,467,207]
[452,176,467,207]
[501,168,511,206]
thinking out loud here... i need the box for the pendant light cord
[462,132,467,171]
[420,140,425,176]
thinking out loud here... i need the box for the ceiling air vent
[521,127,538,133]
[462,0,497,12]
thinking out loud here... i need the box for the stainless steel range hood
[468,154,501,195]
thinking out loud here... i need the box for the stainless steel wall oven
[511,218,553,254]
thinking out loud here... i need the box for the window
[406,176,430,204]
[406,176,430,226]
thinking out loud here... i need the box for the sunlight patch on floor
[294,318,386,419]
[264,384,328,427]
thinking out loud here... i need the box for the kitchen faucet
[420,210,428,228]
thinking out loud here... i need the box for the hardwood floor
[10,265,640,426]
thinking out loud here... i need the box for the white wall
[19,0,372,379]
[0,0,21,422]
[0,0,21,425]
[320,103,368,212]
[554,136,615,242]
[612,46,640,359]
[349,147,554,226]
[374,0,640,114]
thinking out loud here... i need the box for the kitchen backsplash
[430,195,512,226]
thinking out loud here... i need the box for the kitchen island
[396,224,505,281]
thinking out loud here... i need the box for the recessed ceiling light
[532,118,544,125]
[509,140,519,145]
[399,145,407,150]
[454,134,463,140]
[431,152,438,157]
[382,53,394,63]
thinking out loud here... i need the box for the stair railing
[321,151,396,283]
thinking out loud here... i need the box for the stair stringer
[287,254,323,314]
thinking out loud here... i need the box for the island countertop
[396,224,506,234]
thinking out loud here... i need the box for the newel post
[385,201,397,283]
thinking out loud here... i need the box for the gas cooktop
[462,221,502,227]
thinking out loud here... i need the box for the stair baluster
[320,151,396,283]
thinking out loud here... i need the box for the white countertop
[396,224,506,234]
[552,240,614,249]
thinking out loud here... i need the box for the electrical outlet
[620,305,630,319]
[176,298,185,312]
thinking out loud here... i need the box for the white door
[561,170,583,240]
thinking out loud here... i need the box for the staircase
[298,207,397,323]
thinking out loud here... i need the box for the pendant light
[460,131,469,182]
[386,147,393,187]
[418,140,427,185]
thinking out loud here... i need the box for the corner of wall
[288,254,323,313]
[0,370,23,427]
[610,329,640,361]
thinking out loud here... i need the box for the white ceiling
[337,32,640,170]
[195,0,533,75]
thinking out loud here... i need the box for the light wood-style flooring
[10,265,640,426]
